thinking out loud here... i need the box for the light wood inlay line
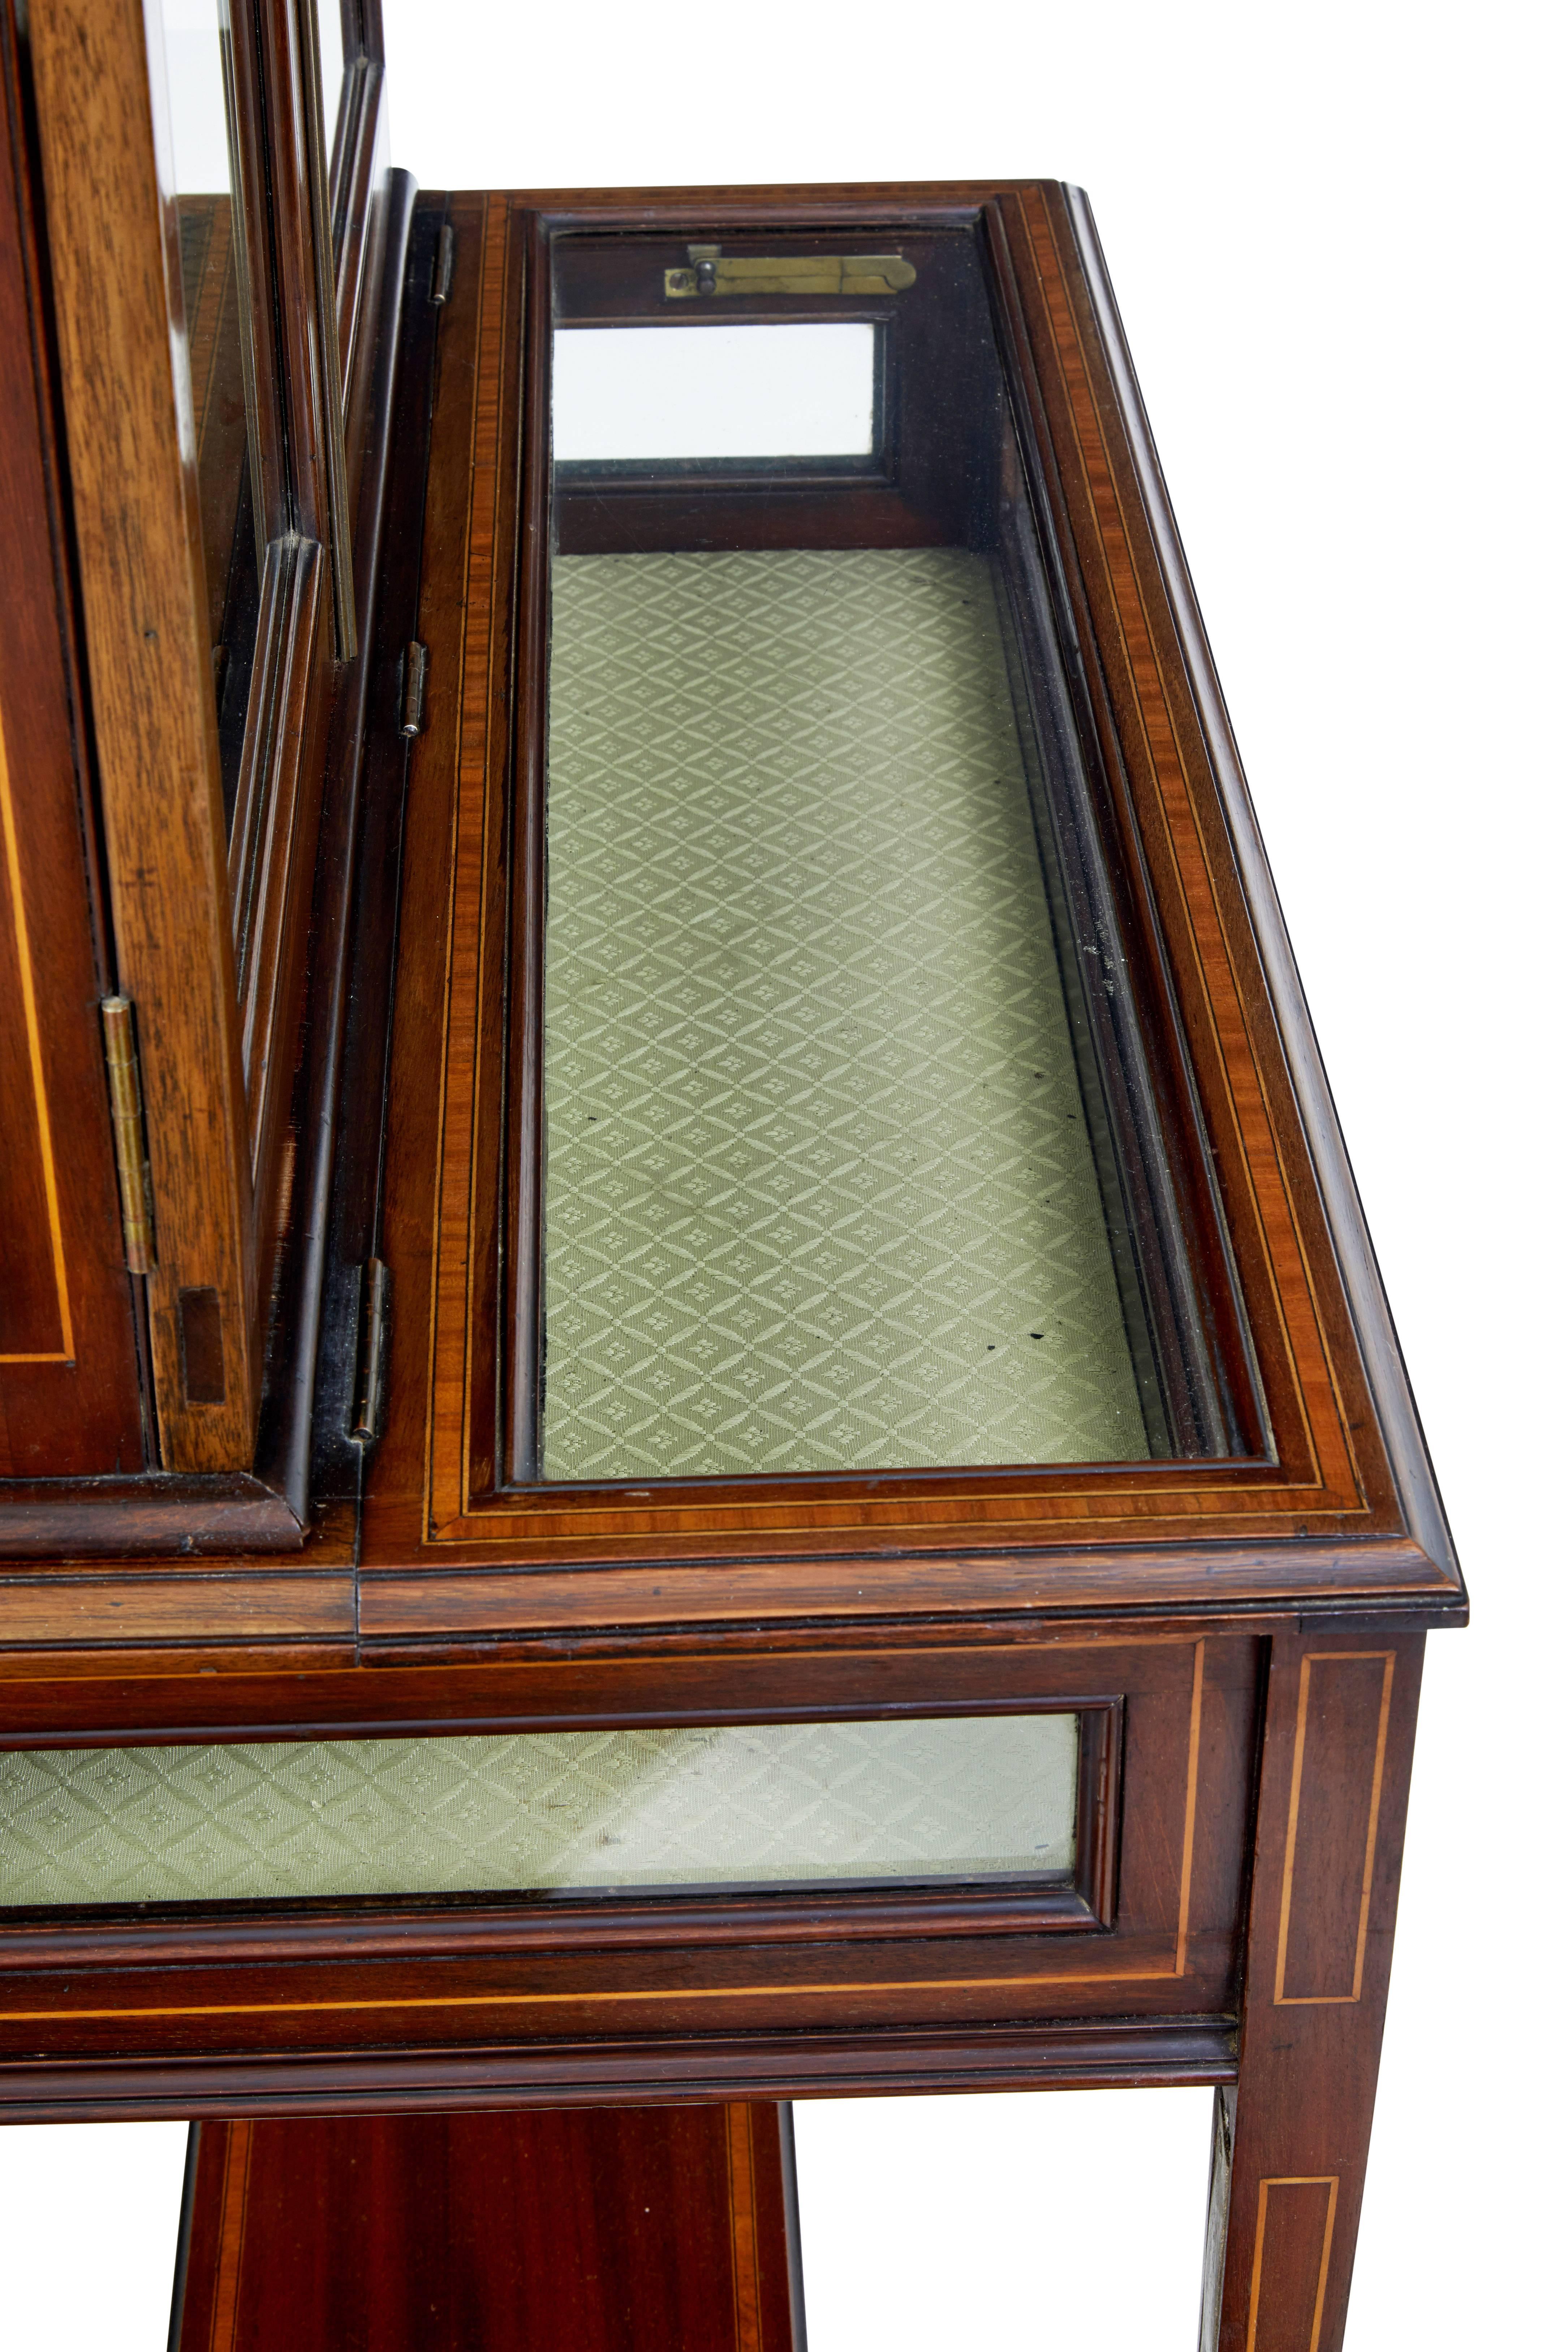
[1246,2175,1338,2352]
[422,192,511,1537]
[1275,1650,1395,2006]
[0,1953,1211,2025]
[0,701,73,1364]
[1174,1638,1204,1976]
[725,2103,764,2352]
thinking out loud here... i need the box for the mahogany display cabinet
[0,1,1465,2344]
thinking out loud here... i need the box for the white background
[3,1,1561,2342]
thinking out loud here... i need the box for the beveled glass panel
[0,1715,1078,1907]
[538,226,1238,1479]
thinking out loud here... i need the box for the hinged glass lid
[527,224,1253,1485]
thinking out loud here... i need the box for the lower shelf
[175,2103,804,2352]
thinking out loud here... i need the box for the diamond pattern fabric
[542,546,1148,1479]
[0,1715,1079,1905]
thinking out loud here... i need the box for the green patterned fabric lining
[0,1716,1079,1905]
[542,547,1148,1480]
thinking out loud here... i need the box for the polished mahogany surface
[175,2103,800,2352]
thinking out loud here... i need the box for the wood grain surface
[174,2104,798,2352]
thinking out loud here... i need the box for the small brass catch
[665,246,917,299]
[431,221,455,306]
[352,1257,392,1442]
[400,641,428,737]
[100,996,155,1273]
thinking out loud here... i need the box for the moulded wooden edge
[0,1478,305,1556]
[0,1617,1233,1724]
[0,2016,1237,2120]
[0,1882,1107,1973]
[1055,185,1463,1615]
[353,1537,1464,1645]
[0,1538,1461,1652]
[468,178,1003,221]
[0,1571,352,1638]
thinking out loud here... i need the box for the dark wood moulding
[0,2018,1236,2125]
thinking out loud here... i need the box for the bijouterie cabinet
[0,2,1464,2345]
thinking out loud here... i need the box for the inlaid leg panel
[1202,1633,1423,2352]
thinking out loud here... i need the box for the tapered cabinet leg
[1201,1632,1425,2352]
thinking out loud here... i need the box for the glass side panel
[0,1715,1079,1907]
[537,225,1242,1477]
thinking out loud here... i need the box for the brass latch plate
[665,247,917,299]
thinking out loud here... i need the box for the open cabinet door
[11,0,390,1489]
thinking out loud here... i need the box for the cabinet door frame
[22,0,380,1473]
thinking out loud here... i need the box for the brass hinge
[352,1258,391,1442]
[100,996,155,1274]
[400,640,428,737]
[665,246,917,299]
